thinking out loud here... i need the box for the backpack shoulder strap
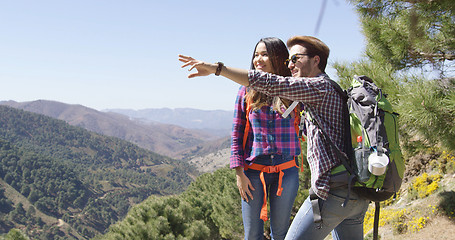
[326,79,348,102]
[242,96,252,150]
[282,101,299,118]
[305,79,355,174]
[307,106,355,175]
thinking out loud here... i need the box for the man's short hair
[287,36,330,72]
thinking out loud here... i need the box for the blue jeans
[284,187,370,240]
[242,155,299,240]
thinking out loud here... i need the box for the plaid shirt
[248,70,345,200]
[230,86,301,169]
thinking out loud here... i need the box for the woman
[230,37,301,240]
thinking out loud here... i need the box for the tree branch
[418,52,455,60]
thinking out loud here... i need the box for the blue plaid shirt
[248,70,346,200]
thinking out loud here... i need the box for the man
[179,36,369,240]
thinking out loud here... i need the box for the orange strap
[242,98,252,151]
[293,108,306,172]
[244,159,298,222]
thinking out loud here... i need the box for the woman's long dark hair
[246,37,296,113]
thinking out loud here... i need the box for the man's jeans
[284,187,370,240]
[242,155,299,240]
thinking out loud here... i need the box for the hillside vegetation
[0,105,197,239]
[95,167,243,240]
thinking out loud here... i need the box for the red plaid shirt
[248,70,345,200]
[230,86,301,169]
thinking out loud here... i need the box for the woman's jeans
[284,187,370,240]
[242,155,299,240]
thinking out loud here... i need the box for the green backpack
[307,75,405,239]
[328,75,405,201]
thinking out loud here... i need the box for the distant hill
[0,100,231,159]
[104,107,233,136]
[0,105,198,239]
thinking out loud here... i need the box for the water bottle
[355,136,370,182]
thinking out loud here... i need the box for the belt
[244,158,297,222]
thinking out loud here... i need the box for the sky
[0,0,365,111]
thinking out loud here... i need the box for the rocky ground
[189,148,230,173]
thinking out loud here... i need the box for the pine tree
[348,0,454,76]
[335,0,455,153]
[3,229,30,240]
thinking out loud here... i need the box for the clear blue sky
[0,0,365,111]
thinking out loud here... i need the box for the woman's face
[253,42,274,73]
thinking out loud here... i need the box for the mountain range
[105,107,233,136]
[0,100,233,160]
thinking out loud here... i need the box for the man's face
[287,45,321,77]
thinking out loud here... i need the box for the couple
[179,36,369,240]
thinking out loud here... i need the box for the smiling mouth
[256,65,265,69]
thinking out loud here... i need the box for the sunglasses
[285,53,310,65]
